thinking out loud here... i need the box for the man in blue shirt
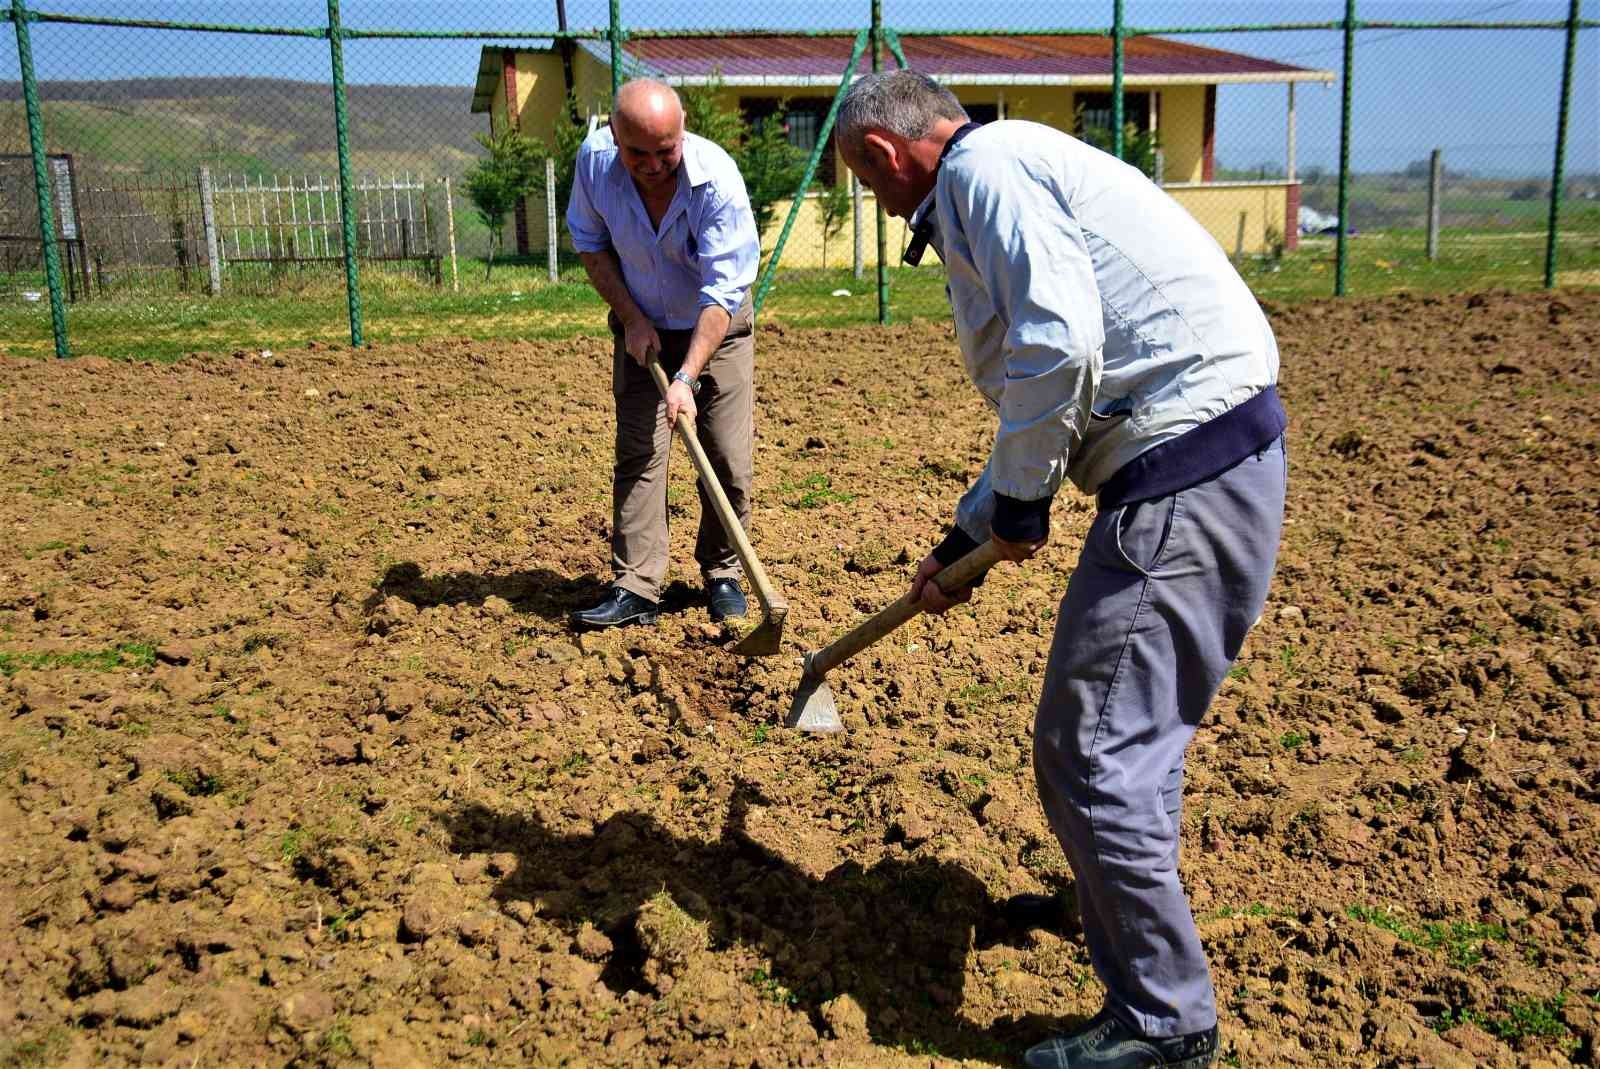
[566,79,762,629]
[837,70,1288,1069]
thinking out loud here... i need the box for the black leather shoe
[1024,1008,1219,1069]
[706,578,747,622]
[570,588,658,630]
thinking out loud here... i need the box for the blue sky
[3,0,1595,175]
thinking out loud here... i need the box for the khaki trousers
[609,299,754,603]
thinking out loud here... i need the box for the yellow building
[469,34,1332,266]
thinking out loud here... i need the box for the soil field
[1,291,1597,1069]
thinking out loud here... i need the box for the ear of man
[861,130,902,176]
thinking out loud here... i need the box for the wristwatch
[672,369,701,395]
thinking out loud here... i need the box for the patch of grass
[0,1026,74,1068]
[1435,993,1572,1045]
[8,222,1592,363]
[1347,905,1507,969]
[899,1038,943,1057]
[279,827,311,864]
[780,472,855,509]
[166,768,225,797]
[24,540,69,559]
[0,263,953,362]
[326,906,366,937]
[1277,644,1299,677]
[0,642,156,677]
[1279,730,1307,750]
[1247,226,1599,303]
[1020,840,1065,872]
[240,632,283,654]
[747,723,770,746]
[748,968,799,1006]
[560,752,591,773]
[1493,994,1571,1042]
[1228,663,1252,681]
[1208,903,1279,920]
[320,1017,355,1056]
[953,677,1025,712]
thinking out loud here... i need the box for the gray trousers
[1034,436,1287,1038]
[609,300,754,603]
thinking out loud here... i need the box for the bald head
[613,79,684,140]
[610,79,687,195]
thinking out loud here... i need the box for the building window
[741,97,836,185]
[1074,92,1151,136]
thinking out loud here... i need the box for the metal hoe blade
[732,605,786,658]
[785,653,844,733]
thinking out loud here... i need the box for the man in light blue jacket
[838,70,1288,1069]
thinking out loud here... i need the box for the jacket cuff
[992,492,1052,544]
[931,525,982,567]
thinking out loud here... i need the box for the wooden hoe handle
[646,358,786,618]
[810,540,1002,678]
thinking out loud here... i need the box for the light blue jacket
[567,126,759,330]
[917,120,1281,544]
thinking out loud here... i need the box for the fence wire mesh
[0,0,1594,357]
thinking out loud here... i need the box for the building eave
[653,69,1335,88]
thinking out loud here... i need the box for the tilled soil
[1,290,1597,1068]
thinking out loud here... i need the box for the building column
[1286,82,1297,180]
[1202,84,1216,183]
[503,49,530,257]
[1285,181,1300,252]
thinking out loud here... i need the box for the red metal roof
[621,34,1328,82]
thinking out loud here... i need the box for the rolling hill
[0,77,490,180]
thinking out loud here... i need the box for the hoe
[648,357,788,656]
[786,540,1001,732]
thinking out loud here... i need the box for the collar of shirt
[904,121,982,266]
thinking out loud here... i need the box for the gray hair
[836,70,968,154]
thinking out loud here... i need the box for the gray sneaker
[1024,1009,1218,1069]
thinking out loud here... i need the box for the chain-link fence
[1,1,1594,357]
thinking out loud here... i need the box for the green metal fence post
[1545,0,1580,289]
[752,29,870,317]
[327,0,362,347]
[871,0,887,325]
[1112,0,1125,160]
[610,0,622,96]
[883,25,909,68]
[11,0,69,358]
[1335,0,1356,297]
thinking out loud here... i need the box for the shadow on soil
[442,784,1087,1063]
[370,560,705,623]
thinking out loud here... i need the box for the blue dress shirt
[567,125,760,331]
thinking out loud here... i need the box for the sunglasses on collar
[902,120,982,267]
